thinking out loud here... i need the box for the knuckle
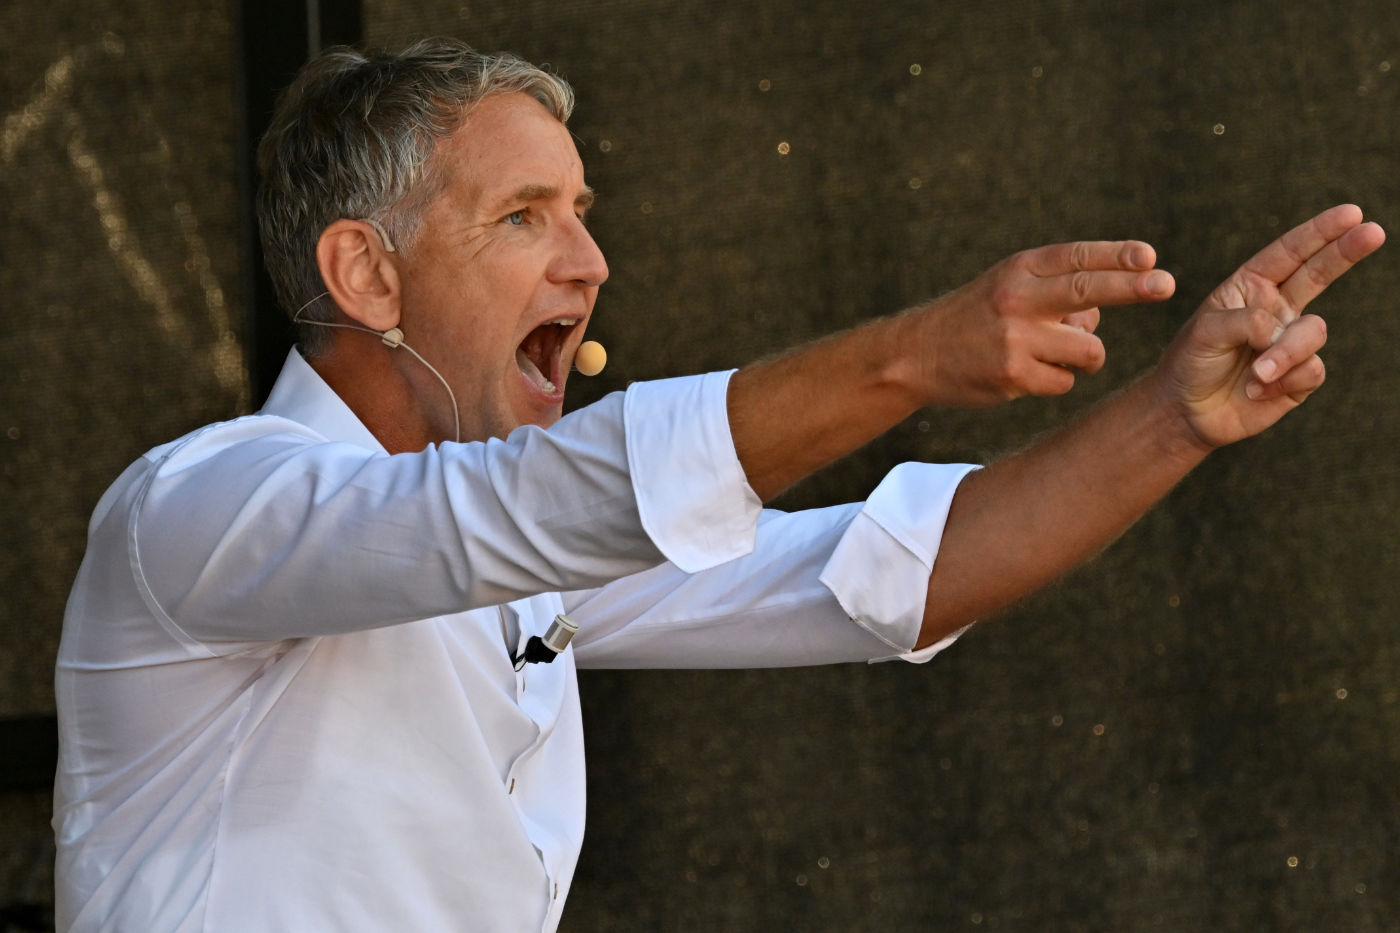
[1249,308,1278,338]
[1069,240,1091,270]
[990,282,1022,316]
[1302,312,1328,341]
[999,251,1030,282]
[1118,241,1141,267]
[1044,368,1075,396]
[1081,337,1106,372]
[1303,260,1330,289]
[1002,321,1031,360]
[1001,353,1031,391]
[1070,271,1094,305]
[991,368,1020,400]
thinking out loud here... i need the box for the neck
[307,336,445,454]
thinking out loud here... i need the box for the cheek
[402,241,546,342]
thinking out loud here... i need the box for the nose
[550,219,609,288]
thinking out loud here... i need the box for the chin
[506,405,562,435]
[530,408,563,430]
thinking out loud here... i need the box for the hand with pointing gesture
[1153,204,1385,450]
[912,239,1176,407]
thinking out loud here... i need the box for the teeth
[517,319,577,395]
[516,346,560,395]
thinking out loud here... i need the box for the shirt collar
[259,348,387,453]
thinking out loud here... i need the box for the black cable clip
[512,614,579,671]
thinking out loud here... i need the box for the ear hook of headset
[364,217,397,253]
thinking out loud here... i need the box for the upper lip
[531,310,586,331]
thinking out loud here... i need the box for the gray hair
[256,37,575,355]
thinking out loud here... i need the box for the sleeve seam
[126,446,220,660]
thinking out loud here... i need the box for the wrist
[887,299,948,409]
[1137,368,1216,469]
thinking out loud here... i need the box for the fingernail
[1253,358,1278,383]
[1246,380,1265,400]
[1146,270,1171,293]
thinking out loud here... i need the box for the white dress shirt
[54,350,974,932]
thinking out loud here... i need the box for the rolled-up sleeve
[818,461,979,662]
[569,461,978,669]
[624,370,762,573]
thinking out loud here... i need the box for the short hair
[256,37,575,355]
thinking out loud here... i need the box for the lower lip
[517,364,566,404]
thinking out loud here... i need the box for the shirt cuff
[817,461,980,662]
[623,370,762,574]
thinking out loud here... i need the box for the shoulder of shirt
[85,413,349,536]
[139,412,346,470]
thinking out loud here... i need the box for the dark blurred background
[3,1,1397,930]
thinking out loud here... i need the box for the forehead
[432,92,585,211]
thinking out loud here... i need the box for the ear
[316,219,402,332]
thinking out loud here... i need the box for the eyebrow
[492,184,596,214]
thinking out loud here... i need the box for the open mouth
[516,318,577,395]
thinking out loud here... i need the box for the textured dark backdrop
[5,1,1398,930]
[1,2,245,924]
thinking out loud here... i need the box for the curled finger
[1062,307,1101,334]
[1246,354,1326,402]
[1190,305,1279,355]
[1039,323,1107,374]
[1249,313,1328,386]
[1010,358,1080,397]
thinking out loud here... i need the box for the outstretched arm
[728,239,1177,499]
[915,204,1385,646]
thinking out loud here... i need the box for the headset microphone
[573,340,607,376]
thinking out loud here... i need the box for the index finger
[1020,240,1158,277]
[1014,265,1176,314]
[1238,203,1367,284]
[1277,220,1387,319]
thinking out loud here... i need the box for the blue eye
[505,211,525,226]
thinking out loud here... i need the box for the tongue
[516,341,557,393]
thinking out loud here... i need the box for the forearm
[725,240,1172,502]
[917,372,1208,646]
[727,313,924,501]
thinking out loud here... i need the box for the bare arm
[914,204,1385,646]
[724,204,1382,651]
[728,239,1177,499]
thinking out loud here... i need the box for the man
[53,37,1382,932]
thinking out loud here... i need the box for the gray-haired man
[54,37,1382,931]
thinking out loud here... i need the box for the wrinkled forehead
[430,92,587,210]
